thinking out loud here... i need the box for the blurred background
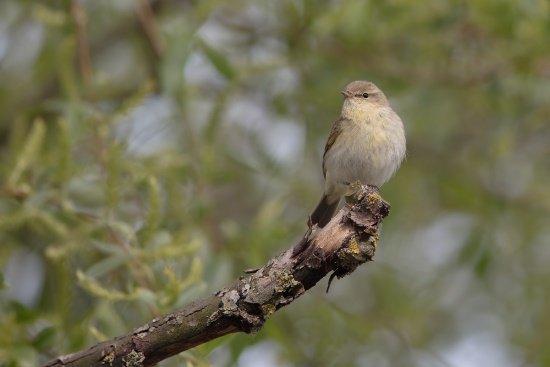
[1,0,549,366]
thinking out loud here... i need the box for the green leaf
[197,333,237,356]
[198,40,236,81]
[10,301,39,323]
[7,119,46,187]
[32,326,57,350]
[105,142,123,212]
[138,176,161,247]
[76,270,138,301]
[85,254,129,278]
[55,118,73,183]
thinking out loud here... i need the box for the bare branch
[71,0,93,84]
[43,184,390,367]
[134,0,165,56]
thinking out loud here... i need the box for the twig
[71,0,93,84]
[107,227,160,318]
[134,0,165,56]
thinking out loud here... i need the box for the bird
[310,80,406,227]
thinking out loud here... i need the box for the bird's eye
[362,93,369,98]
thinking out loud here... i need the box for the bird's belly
[324,129,399,188]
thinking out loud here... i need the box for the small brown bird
[310,81,406,227]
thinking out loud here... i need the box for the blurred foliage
[0,0,549,366]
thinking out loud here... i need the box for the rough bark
[43,184,390,367]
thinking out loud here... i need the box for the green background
[1,0,549,366]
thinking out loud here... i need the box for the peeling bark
[43,184,389,367]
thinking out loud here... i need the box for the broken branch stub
[211,184,390,333]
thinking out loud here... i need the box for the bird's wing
[322,117,347,178]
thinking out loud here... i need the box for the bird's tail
[310,194,340,228]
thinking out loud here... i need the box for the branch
[43,184,390,367]
[134,0,165,56]
[71,0,93,84]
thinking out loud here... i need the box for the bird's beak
[341,90,353,98]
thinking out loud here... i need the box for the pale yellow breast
[323,106,406,197]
